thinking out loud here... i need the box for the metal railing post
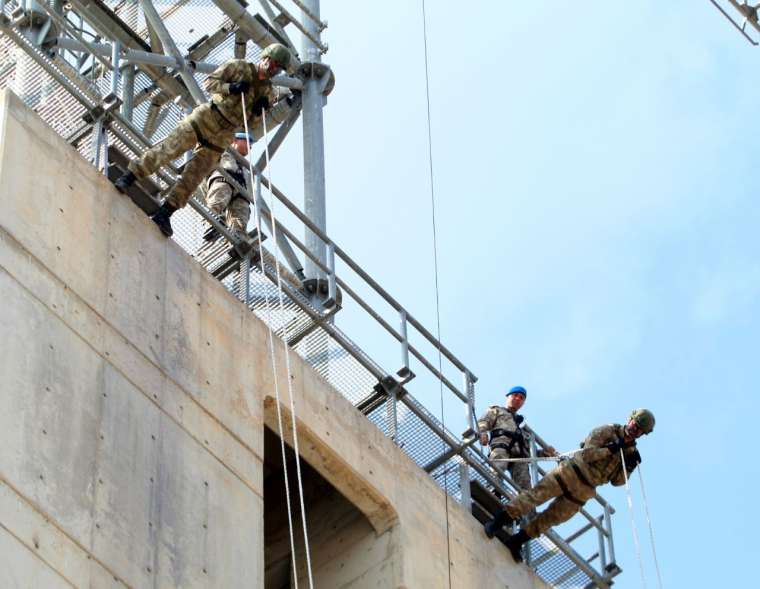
[324,242,336,308]
[121,64,135,121]
[398,310,410,378]
[597,515,608,573]
[109,39,121,101]
[604,503,616,569]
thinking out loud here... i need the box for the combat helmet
[261,43,291,70]
[629,408,655,434]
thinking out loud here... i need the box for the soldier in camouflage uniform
[114,43,292,237]
[202,132,252,240]
[485,409,656,563]
[478,386,556,490]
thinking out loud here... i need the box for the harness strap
[190,120,225,153]
[571,462,594,489]
[490,427,527,455]
[210,101,236,128]
[554,472,586,506]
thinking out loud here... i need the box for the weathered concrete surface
[0,88,548,588]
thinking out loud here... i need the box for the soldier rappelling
[485,409,656,563]
[113,43,292,237]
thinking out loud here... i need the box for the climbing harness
[620,447,647,589]
[240,94,314,589]
[421,2,452,588]
[638,463,664,589]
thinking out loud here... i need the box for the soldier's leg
[226,196,251,235]
[522,496,583,539]
[128,122,197,178]
[505,470,563,520]
[205,180,233,215]
[166,146,224,210]
[510,462,533,491]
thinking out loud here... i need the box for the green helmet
[261,43,291,70]
[630,408,655,434]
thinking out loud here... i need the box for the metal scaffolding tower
[0,2,622,587]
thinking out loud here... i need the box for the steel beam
[139,0,206,105]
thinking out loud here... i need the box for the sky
[267,2,760,587]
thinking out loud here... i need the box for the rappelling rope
[620,447,647,589]
[240,94,314,589]
[261,103,315,589]
[637,463,664,589]
[420,2,452,588]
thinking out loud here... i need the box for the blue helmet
[507,386,527,398]
[234,132,253,142]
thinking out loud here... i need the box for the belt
[190,120,225,153]
[571,462,594,488]
[554,472,586,506]
[210,102,236,128]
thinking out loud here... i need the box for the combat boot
[151,202,177,237]
[484,508,514,539]
[114,171,136,194]
[505,529,530,563]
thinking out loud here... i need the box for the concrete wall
[0,89,549,589]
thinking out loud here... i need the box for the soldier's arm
[206,177,234,203]
[204,59,246,95]
[579,425,619,463]
[611,448,641,486]
[477,407,496,434]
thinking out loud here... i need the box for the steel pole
[301,0,327,293]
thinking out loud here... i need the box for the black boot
[484,508,514,539]
[151,202,177,237]
[114,171,136,194]
[505,529,530,563]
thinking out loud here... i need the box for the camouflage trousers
[490,447,532,491]
[206,180,250,234]
[127,103,236,209]
[505,460,596,539]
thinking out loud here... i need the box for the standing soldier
[477,386,556,491]
[202,132,253,241]
[484,409,656,563]
[114,43,292,237]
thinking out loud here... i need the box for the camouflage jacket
[477,405,530,457]
[573,424,640,488]
[206,151,247,193]
[204,59,276,129]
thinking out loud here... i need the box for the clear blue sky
[271,2,759,587]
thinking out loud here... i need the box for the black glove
[514,414,524,425]
[624,449,642,470]
[252,95,270,116]
[604,439,627,453]
[228,80,250,95]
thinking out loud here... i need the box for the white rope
[420,2,452,588]
[239,94,306,588]
[621,447,647,589]
[261,105,315,589]
[637,463,664,589]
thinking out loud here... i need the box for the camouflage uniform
[205,151,250,234]
[478,405,535,490]
[506,424,640,539]
[127,59,275,209]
